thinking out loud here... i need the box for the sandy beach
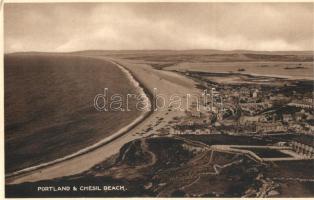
[5,61,151,179]
[6,56,200,185]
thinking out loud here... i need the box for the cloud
[4,3,314,52]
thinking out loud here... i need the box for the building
[294,112,305,122]
[288,100,314,109]
[256,122,287,133]
[252,89,259,98]
[170,128,211,135]
[304,97,313,105]
[283,114,293,122]
[291,141,314,158]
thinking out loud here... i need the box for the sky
[4,3,314,53]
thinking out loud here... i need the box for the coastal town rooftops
[293,135,314,147]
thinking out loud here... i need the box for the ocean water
[5,53,142,173]
[167,61,313,80]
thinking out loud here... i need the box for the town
[160,71,314,161]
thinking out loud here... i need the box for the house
[304,97,313,104]
[305,120,314,134]
[283,114,293,122]
[294,112,305,122]
[240,116,260,124]
[291,140,314,158]
[252,89,259,98]
[256,122,287,133]
[170,128,211,135]
[288,100,314,109]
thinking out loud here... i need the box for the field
[5,53,142,173]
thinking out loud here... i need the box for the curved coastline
[6,58,152,179]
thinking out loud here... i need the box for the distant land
[67,49,314,80]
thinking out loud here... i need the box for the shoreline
[6,56,199,185]
[6,57,153,179]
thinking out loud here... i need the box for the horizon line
[5,48,314,55]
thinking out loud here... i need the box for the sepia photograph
[2,1,314,198]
